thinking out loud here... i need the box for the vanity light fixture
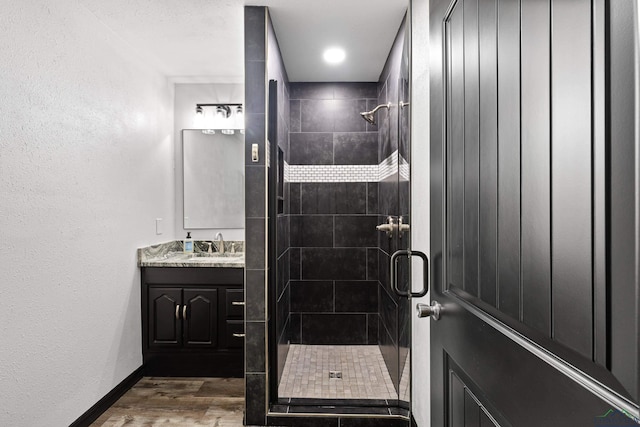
[193,103,244,133]
[216,105,231,119]
[194,103,241,116]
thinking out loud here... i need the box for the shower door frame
[266,10,416,427]
[267,79,279,404]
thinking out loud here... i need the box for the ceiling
[79,0,408,83]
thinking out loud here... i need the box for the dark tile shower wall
[244,7,267,425]
[244,7,291,426]
[288,83,381,345]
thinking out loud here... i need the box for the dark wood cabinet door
[148,287,182,348]
[183,288,218,348]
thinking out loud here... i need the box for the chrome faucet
[215,232,225,254]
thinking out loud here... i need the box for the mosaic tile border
[286,151,406,183]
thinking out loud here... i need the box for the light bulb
[323,47,346,64]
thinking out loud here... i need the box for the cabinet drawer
[226,320,244,349]
[226,289,245,318]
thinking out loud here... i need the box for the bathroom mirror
[182,130,244,229]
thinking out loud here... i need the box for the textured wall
[0,1,174,425]
[173,83,245,241]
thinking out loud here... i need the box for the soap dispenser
[184,232,194,253]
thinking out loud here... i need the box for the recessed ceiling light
[323,47,346,64]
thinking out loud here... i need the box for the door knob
[417,301,442,320]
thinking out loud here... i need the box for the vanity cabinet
[141,267,244,377]
[148,287,218,348]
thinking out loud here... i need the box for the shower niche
[267,11,413,420]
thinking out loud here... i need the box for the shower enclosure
[268,14,414,417]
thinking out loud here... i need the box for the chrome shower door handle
[390,249,429,298]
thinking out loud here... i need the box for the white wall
[173,83,245,241]
[411,0,431,425]
[0,1,175,425]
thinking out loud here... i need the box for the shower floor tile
[279,345,397,400]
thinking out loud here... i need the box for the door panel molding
[449,290,640,420]
[445,354,504,427]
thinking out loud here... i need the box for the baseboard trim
[69,365,144,427]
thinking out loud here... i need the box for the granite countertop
[138,240,244,268]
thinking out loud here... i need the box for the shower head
[359,103,391,126]
[360,111,376,125]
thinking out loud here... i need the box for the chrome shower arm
[368,102,392,115]
[359,102,392,125]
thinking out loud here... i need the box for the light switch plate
[251,143,259,162]
[155,218,163,235]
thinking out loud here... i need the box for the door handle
[390,249,429,298]
[175,304,181,320]
[417,301,442,320]
[183,305,187,320]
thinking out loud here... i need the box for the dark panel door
[429,0,640,425]
[183,288,218,347]
[148,287,182,348]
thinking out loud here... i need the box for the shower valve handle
[376,216,395,238]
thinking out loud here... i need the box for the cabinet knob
[183,305,187,320]
[232,301,245,306]
[233,333,245,338]
[175,304,180,320]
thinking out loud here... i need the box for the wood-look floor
[91,377,244,426]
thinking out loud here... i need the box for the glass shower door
[396,11,413,413]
